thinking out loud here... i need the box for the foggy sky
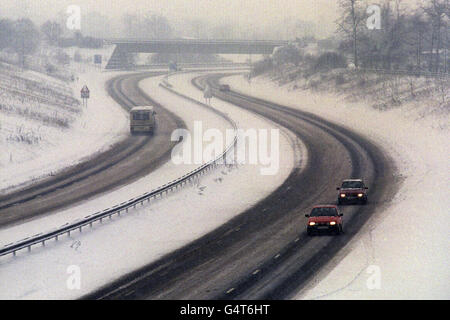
[0,0,340,39]
[0,0,423,40]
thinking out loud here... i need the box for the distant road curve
[0,72,185,228]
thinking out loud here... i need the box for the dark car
[337,179,368,205]
[305,205,344,235]
[219,84,230,92]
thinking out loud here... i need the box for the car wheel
[307,228,313,236]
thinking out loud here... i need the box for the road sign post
[80,85,90,107]
[168,61,178,82]
[203,84,212,105]
[94,55,102,64]
[94,54,102,70]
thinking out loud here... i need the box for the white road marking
[226,287,235,294]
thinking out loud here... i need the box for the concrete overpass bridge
[103,39,288,69]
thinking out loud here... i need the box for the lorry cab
[130,106,156,135]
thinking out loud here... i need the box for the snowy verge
[0,65,129,195]
[0,72,299,299]
[222,74,450,299]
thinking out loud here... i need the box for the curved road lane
[0,72,185,228]
[84,72,397,300]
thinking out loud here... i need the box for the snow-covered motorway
[84,72,395,299]
[5,69,441,300]
[0,69,296,299]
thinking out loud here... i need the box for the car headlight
[309,222,316,226]
[330,221,336,225]
[358,193,363,197]
[340,194,346,198]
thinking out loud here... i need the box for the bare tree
[41,21,62,45]
[11,18,40,68]
[422,0,448,72]
[122,12,172,39]
[337,0,366,68]
[188,19,205,39]
[379,0,408,70]
[0,19,14,50]
[211,24,235,39]
[408,12,429,70]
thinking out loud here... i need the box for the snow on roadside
[223,74,450,299]
[0,71,299,299]
[0,64,129,194]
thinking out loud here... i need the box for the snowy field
[0,71,300,299]
[223,74,450,299]
[0,63,129,194]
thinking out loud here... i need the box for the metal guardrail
[104,63,250,71]
[145,62,249,67]
[0,82,238,259]
[104,38,289,45]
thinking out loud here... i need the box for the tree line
[337,0,449,73]
[0,18,40,57]
[252,0,448,76]
[0,17,103,60]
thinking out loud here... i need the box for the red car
[305,205,344,236]
[337,179,368,205]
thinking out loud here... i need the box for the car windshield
[341,181,363,188]
[310,207,338,217]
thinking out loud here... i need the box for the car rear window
[310,207,338,217]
